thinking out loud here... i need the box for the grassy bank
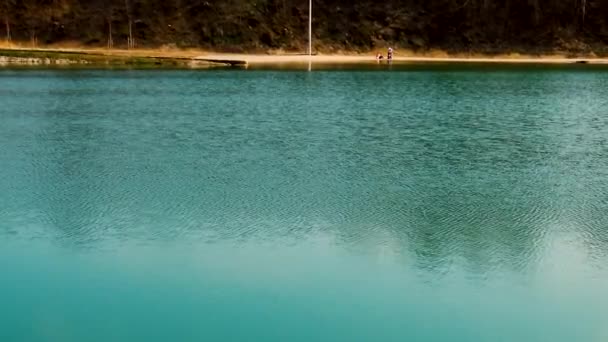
[0,48,229,68]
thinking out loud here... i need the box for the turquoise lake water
[1,66,608,341]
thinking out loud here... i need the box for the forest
[1,0,608,54]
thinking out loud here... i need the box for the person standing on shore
[387,47,394,61]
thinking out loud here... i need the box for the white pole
[308,0,312,57]
[308,0,312,71]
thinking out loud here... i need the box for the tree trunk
[281,0,287,17]
[581,0,586,25]
[4,15,9,42]
[531,0,540,25]
[125,0,134,49]
[107,19,113,48]
[3,0,10,42]
[501,0,510,36]
[30,29,37,47]
[128,18,134,48]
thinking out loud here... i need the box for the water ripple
[1,68,608,273]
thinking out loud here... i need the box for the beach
[1,46,608,67]
[199,53,608,65]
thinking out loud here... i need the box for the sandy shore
[198,53,608,65]
[2,46,608,66]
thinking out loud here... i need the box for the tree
[580,0,588,25]
[125,0,134,48]
[21,0,40,46]
[21,0,71,46]
[2,0,608,53]
[105,1,116,48]
[1,0,15,42]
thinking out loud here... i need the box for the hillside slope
[2,0,608,54]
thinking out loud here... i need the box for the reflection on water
[1,68,608,341]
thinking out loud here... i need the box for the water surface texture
[1,67,608,341]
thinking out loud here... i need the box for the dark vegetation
[2,0,608,54]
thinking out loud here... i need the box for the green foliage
[1,0,608,53]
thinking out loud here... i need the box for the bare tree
[125,0,135,48]
[2,0,13,42]
[21,0,39,46]
[89,0,115,49]
[530,0,541,25]
[106,4,115,48]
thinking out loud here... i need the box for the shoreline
[1,47,608,67]
[200,53,608,65]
